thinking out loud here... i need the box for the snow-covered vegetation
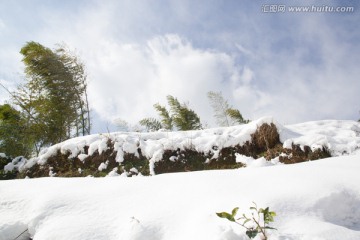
[1,117,360,239]
[4,117,359,177]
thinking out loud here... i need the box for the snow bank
[4,117,360,175]
[3,117,278,174]
[284,120,360,155]
[1,155,360,240]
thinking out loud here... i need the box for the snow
[114,141,125,163]
[235,154,280,167]
[285,120,360,155]
[4,117,360,174]
[60,141,83,158]
[106,167,120,177]
[129,168,138,174]
[48,167,56,177]
[1,117,360,239]
[1,155,360,240]
[98,160,109,171]
[3,157,26,172]
[77,154,88,162]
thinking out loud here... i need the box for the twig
[13,228,28,240]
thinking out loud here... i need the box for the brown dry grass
[19,123,331,178]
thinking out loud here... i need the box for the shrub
[217,202,276,240]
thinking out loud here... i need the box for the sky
[0,0,359,133]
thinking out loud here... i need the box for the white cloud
[85,34,246,127]
[0,0,359,132]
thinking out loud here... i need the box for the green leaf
[246,229,259,239]
[267,212,276,222]
[259,207,267,214]
[231,207,239,217]
[264,226,277,230]
[261,207,276,223]
[216,212,235,222]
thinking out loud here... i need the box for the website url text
[262,5,355,13]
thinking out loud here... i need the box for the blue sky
[0,0,359,133]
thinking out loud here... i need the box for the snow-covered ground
[1,155,360,240]
[1,118,360,240]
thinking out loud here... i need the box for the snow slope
[1,155,360,240]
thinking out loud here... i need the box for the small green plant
[216,202,276,240]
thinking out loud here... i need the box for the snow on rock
[0,155,360,239]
